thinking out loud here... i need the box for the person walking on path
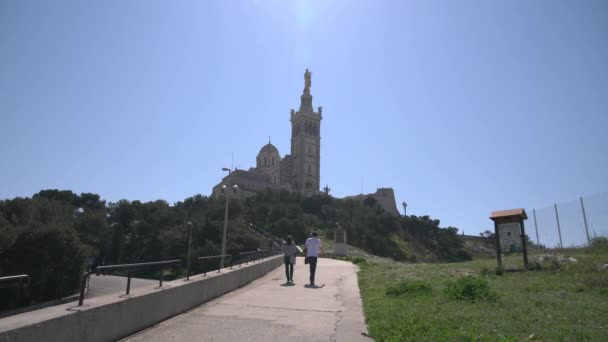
[304,231,322,286]
[282,236,297,284]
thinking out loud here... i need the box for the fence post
[554,204,564,248]
[533,209,540,246]
[159,267,164,287]
[580,196,591,245]
[78,272,91,306]
[16,278,22,308]
[126,270,131,295]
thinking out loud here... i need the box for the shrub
[528,261,542,271]
[444,276,497,302]
[495,266,504,276]
[548,259,562,271]
[352,256,366,264]
[386,280,432,297]
[480,267,491,276]
[455,249,473,261]
[590,236,608,250]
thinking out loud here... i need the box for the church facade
[212,69,323,198]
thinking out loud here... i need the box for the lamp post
[220,168,238,269]
[186,221,193,280]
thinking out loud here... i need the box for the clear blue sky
[1,0,607,241]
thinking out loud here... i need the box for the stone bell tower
[290,69,322,196]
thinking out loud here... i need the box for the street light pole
[220,186,230,269]
[220,168,237,269]
[186,222,193,280]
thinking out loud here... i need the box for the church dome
[259,143,279,155]
[256,143,280,170]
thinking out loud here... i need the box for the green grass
[357,243,608,341]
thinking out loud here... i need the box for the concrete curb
[0,256,283,342]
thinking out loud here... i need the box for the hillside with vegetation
[244,189,472,262]
[1,188,471,310]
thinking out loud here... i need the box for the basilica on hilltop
[212,69,323,198]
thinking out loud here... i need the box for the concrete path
[123,258,370,342]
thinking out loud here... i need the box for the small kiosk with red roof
[490,208,529,269]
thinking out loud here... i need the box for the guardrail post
[126,270,132,295]
[159,267,164,287]
[78,272,92,306]
[16,278,22,307]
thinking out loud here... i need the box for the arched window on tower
[308,165,312,175]
[264,156,267,166]
[272,157,275,166]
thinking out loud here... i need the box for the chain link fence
[527,192,608,248]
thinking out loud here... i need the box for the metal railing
[0,274,30,287]
[78,259,180,306]
[77,249,283,306]
[235,249,281,267]
[196,254,232,276]
[0,275,30,308]
[197,250,282,274]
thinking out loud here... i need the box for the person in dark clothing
[282,236,297,284]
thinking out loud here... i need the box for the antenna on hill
[231,152,234,170]
[360,177,362,195]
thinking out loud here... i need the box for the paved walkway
[124,258,370,342]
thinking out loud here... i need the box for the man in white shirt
[304,231,322,286]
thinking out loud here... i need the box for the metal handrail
[0,274,30,286]
[77,249,282,306]
[236,249,281,266]
[78,259,181,306]
[237,250,260,266]
[196,255,232,276]
[0,274,30,308]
